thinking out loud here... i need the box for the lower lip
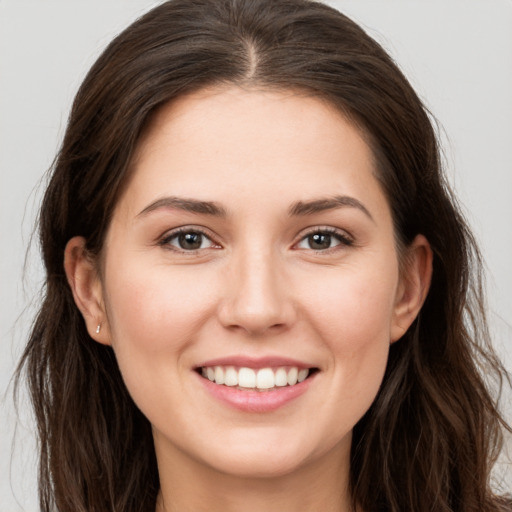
[197,372,316,413]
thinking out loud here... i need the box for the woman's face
[83,86,427,478]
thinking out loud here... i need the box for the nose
[217,246,296,336]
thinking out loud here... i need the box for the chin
[196,428,350,480]
[206,449,311,479]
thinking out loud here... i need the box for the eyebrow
[136,194,373,221]
[137,196,227,218]
[288,195,374,221]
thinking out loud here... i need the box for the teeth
[298,368,309,383]
[275,367,288,387]
[238,367,256,388]
[224,366,238,387]
[287,367,298,386]
[200,365,311,390]
[256,368,275,389]
[214,366,225,385]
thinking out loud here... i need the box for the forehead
[137,86,373,165]
[118,86,387,219]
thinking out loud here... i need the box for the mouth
[196,365,319,391]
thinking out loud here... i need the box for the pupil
[179,232,202,250]
[309,233,331,250]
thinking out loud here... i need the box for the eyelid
[293,226,354,250]
[157,225,222,252]
[156,224,353,253]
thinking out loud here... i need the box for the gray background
[1,0,511,509]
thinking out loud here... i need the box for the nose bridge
[218,240,293,335]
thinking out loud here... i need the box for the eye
[160,229,218,252]
[295,229,353,251]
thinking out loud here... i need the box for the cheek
[103,258,217,361]
[299,262,397,401]
[101,259,222,423]
[302,260,398,342]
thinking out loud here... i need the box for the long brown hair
[16,0,511,510]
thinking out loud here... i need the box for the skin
[65,86,432,512]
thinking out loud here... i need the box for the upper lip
[195,356,316,370]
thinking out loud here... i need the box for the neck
[154,435,354,512]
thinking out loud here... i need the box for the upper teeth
[201,366,310,390]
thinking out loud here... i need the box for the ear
[64,236,110,345]
[390,234,433,342]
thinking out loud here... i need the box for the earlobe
[64,236,110,345]
[390,234,433,342]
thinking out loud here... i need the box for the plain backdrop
[1,0,511,509]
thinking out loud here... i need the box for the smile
[199,365,313,391]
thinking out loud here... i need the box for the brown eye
[307,233,333,250]
[178,232,203,250]
[161,230,216,251]
[296,229,353,251]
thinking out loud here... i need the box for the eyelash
[157,226,354,254]
[158,227,220,253]
[294,227,354,252]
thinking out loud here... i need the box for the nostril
[216,276,296,335]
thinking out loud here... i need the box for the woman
[16,0,511,510]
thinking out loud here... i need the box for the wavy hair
[16,0,511,510]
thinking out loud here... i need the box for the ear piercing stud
[95,324,101,334]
